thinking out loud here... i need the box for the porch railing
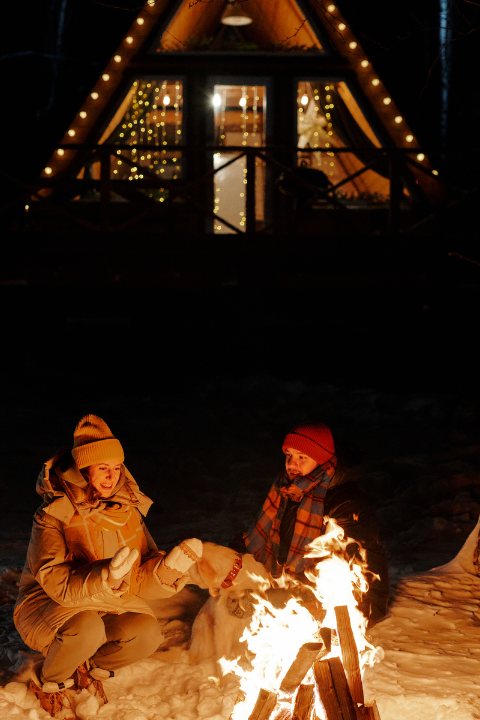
[2,144,443,235]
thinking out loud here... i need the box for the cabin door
[210,81,268,234]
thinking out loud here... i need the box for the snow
[2,376,480,718]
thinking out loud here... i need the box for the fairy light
[44,167,52,175]
[372,78,380,86]
[327,4,335,10]
[349,41,357,49]
[338,22,346,30]
[91,92,99,100]
[416,153,425,161]
[432,169,439,175]
[406,134,414,143]
[79,111,87,118]
[102,74,110,82]
[114,55,122,63]
[68,129,76,137]
[137,17,144,24]
[57,149,65,156]
[126,36,133,44]
[360,60,369,68]
[394,116,403,123]
[383,97,392,105]
[174,80,182,179]
[253,86,259,147]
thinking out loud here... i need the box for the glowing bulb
[432,169,439,175]
[68,129,75,137]
[126,36,133,44]
[360,59,369,67]
[57,148,65,156]
[163,95,171,105]
[25,205,29,211]
[91,92,99,100]
[417,153,425,161]
[327,3,335,10]
[102,74,110,81]
[349,41,357,49]
[406,134,414,143]
[114,55,122,63]
[372,78,380,86]
[137,17,144,24]
[338,22,346,30]
[213,93,221,107]
[79,111,87,118]
[394,115,403,123]
[301,94,308,106]
[239,97,247,107]
[44,167,52,175]
[383,97,392,105]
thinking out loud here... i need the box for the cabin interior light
[221,1,253,26]
[301,94,309,105]
[163,95,171,105]
[239,97,247,107]
[213,94,221,107]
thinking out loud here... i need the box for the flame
[220,516,381,720]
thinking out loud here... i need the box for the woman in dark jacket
[232,422,389,627]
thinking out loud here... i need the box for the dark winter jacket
[231,444,389,627]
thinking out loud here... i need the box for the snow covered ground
[1,374,480,719]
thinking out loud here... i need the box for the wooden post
[334,606,364,705]
[99,147,111,231]
[356,702,381,720]
[280,642,325,695]
[248,688,278,720]
[292,684,314,720]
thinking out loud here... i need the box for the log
[334,606,364,705]
[292,684,314,720]
[356,702,381,720]
[280,643,325,695]
[327,657,358,720]
[313,659,343,720]
[248,688,278,720]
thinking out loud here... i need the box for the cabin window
[212,83,266,233]
[296,80,391,206]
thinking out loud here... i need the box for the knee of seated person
[124,613,163,643]
[57,611,106,645]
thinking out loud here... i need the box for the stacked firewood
[238,605,381,720]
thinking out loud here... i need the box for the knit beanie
[282,423,335,466]
[71,414,124,469]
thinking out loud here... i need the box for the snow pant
[41,610,163,683]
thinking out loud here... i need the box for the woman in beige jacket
[14,414,202,717]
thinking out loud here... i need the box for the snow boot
[74,661,109,704]
[29,662,76,719]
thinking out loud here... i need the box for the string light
[360,60,369,68]
[57,149,65,156]
[432,169,439,175]
[68,129,76,137]
[126,37,133,44]
[114,55,122,63]
[416,153,425,161]
[383,97,391,105]
[406,135,414,143]
[327,4,335,11]
[102,74,110,81]
[91,92,99,100]
[338,22,346,30]
[394,116,403,123]
[136,17,144,24]
[372,78,380,86]
[79,111,87,118]
[44,167,52,174]
[349,41,357,49]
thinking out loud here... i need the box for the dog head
[189,542,271,597]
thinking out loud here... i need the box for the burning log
[248,688,278,720]
[280,642,326,696]
[314,658,357,720]
[356,702,381,720]
[292,684,314,720]
[334,606,364,705]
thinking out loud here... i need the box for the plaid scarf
[245,456,337,575]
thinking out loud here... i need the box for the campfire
[221,518,382,720]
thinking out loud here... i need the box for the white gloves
[107,546,139,588]
[157,538,203,588]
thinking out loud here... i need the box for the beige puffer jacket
[14,450,188,656]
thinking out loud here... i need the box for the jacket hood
[36,449,153,524]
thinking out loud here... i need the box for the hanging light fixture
[221,0,253,26]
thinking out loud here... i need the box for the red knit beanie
[282,423,335,466]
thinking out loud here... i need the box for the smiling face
[85,460,123,498]
[283,447,318,481]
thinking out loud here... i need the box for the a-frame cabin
[37,0,445,237]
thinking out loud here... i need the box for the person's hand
[107,547,139,588]
[163,538,202,574]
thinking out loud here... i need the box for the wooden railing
[2,144,443,235]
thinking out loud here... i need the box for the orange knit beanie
[282,422,335,466]
[71,414,124,469]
